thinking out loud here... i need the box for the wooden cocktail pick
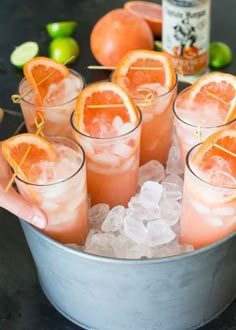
[195,123,236,158]
[4,112,45,192]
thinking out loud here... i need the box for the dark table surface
[0,1,235,329]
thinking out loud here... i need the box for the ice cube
[162,174,184,191]
[208,170,236,188]
[112,235,135,258]
[101,205,126,233]
[206,217,224,227]
[139,181,163,205]
[147,220,176,247]
[192,200,210,214]
[124,214,148,244]
[89,118,114,138]
[44,82,65,105]
[49,206,79,225]
[125,241,150,259]
[151,239,193,258]
[213,207,235,216]
[93,153,120,166]
[111,143,132,158]
[84,232,115,257]
[118,122,135,135]
[112,116,124,131]
[29,161,55,184]
[139,160,165,186]
[162,182,182,201]
[137,83,168,96]
[89,203,110,230]
[127,201,160,221]
[166,145,184,175]
[159,199,182,226]
[63,76,83,101]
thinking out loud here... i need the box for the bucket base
[38,273,236,330]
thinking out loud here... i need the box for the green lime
[209,42,232,69]
[48,37,80,64]
[10,41,39,68]
[46,21,77,38]
[154,40,162,52]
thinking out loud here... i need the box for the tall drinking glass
[18,70,85,138]
[180,143,236,249]
[15,136,89,245]
[173,87,236,164]
[133,80,177,166]
[71,110,142,208]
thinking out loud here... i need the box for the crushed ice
[68,154,193,259]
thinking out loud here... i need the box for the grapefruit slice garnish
[74,81,140,136]
[188,72,236,124]
[1,133,57,181]
[112,50,176,96]
[124,1,162,37]
[23,56,70,105]
[192,128,236,190]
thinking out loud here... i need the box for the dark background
[0,1,235,329]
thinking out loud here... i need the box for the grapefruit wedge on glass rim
[187,72,236,124]
[1,133,57,182]
[192,128,236,190]
[112,49,176,98]
[73,81,140,137]
[23,56,70,105]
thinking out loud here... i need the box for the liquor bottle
[162,0,211,78]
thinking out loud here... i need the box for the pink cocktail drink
[19,70,84,138]
[180,143,236,249]
[71,111,142,208]
[174,85,236,164]
[132,82,177,165]
[15,136,89,245]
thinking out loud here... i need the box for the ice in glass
[19,69,84,138]
[71,82,142,208]
[132,82,177,165]
[14,136,89,245]
[112,50,177,166]
[71,111,142,208]
[173,87,236,163]
[180,134,236,249]
[173,72,236,164]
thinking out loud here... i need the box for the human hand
[0,143,47,228]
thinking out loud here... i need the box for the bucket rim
[20,219,236,265]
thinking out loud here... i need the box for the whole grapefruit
[90,8,154,66]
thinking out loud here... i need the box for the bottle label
[162,1,210,75]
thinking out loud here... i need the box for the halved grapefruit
[124,1,162,37]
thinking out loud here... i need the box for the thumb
[0,186,47,229]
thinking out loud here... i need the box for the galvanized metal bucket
[20,220,236,330]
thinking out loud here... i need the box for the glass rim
[70,107,143,141]
[173,86,236,128]
[18,69,85,108]
[15,136,86,187]
[110,72,178,102]
[186,143,236,190]
[132,73,178,102]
